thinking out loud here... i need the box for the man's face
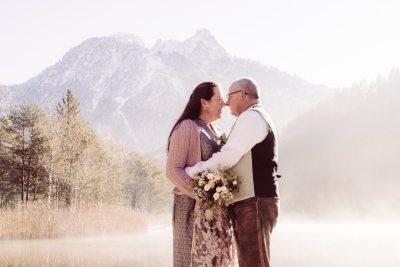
[226,85,243,117]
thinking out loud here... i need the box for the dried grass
[0,203,148,239]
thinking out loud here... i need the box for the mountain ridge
[10,30,332,153]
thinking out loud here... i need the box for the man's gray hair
[232,77,260,99]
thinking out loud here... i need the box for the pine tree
[56,89,80,124]
[3,103,30,202]
[0,103,47,202]
[0,116,14,207]
[56,90,83,206]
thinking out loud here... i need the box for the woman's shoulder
[172,119,200,135]
[177,119,199,130]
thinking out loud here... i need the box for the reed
[0,203,148,239]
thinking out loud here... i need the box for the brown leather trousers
[228,197,279,267]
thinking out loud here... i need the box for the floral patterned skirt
[173,195,236,267]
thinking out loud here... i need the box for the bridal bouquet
[192,165,241,219]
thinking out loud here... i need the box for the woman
[166,82,235,267]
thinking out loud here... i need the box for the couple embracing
[166,77,280,267]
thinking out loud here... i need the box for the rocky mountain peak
[151,29,229,61]
[109,32,146,47]
[191,28,217,43]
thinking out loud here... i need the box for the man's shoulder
[239,109,265,123]
[236,110,268,135]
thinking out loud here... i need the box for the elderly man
[185,77,280,267]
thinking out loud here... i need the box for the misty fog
[279,69,400,222]
[1,223,399,267]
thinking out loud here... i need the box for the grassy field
[0,203,148,239]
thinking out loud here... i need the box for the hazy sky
[1,0,399,87]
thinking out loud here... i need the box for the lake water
[1,223,399,267]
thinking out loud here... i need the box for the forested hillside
[279,68,400,221]
[0,90,171,212]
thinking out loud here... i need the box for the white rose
[221,186,228,192]
[216,187,222,192]
[232,181,237,185]
[207,173,214,180]
[214,174,221,181]
[204,184,211,191]
[213,192,220,200]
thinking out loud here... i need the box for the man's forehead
[228,84,239,92]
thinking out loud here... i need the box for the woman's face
[204,86,225,121]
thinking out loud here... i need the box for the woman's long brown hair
[167,82,218,152]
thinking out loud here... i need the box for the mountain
[9,29,332,154]
[278,69,400,222]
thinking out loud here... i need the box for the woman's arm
[166,122,197,199]
[185,111,267,177]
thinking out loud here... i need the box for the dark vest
[227,104,279,204]
[250,105,279,198]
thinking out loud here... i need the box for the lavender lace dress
[173,119,235,267]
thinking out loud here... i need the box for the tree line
[0,89,172,213]
[279,68,400,220]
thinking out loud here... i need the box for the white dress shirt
[185,108,268,178]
